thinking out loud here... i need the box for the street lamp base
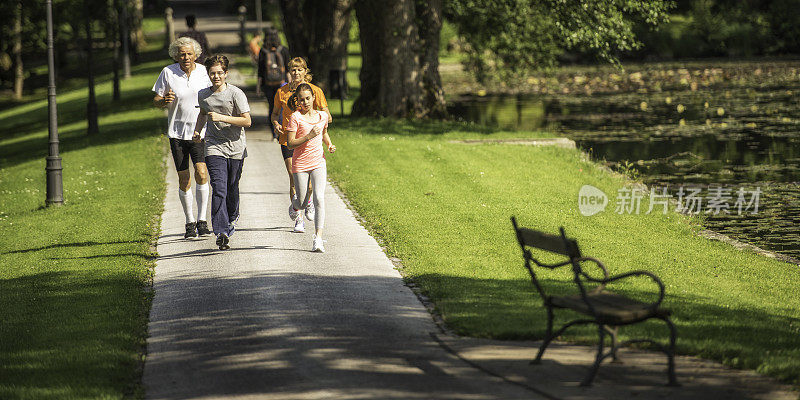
[46,155,63,206]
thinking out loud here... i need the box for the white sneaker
[293,217,305,233]
[305,199,315,221]
[288,204,299,221]
[312,235,325,253]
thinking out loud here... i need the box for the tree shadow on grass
[0,270,150,399]
[0,42,171,113]
[50,252,153,260]
[0,84,161,142]
[412,273,800,385]
[2,240,148,255]
[0,114,164,171]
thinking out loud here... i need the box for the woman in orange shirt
[270,57,332,233]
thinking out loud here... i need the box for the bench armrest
[576,257,666,308]
[529,251,574,270]
[574,257,610,281]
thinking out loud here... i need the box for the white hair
[168,37,202,61]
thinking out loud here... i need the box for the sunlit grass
[0,35,169,399]
[327,118,800,385]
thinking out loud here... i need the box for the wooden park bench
[510,217,678,387]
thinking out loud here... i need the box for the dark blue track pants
[205,155,244,236]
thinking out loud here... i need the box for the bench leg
[532,306,555,364]
[662,317,680,386]
[580,324,605,387]
[604,325,622,364]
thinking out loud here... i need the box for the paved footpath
[142,100,539,398]
[143,8,798,400]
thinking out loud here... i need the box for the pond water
[448,62,800,260]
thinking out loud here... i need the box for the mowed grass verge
[326,118,800,385]
[0,57,170,397]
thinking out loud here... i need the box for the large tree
[352,0,446,118]
[277,0,354,95]
[271,0,673,118]
[277,0,446,117]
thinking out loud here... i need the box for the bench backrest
[511,217,592,305]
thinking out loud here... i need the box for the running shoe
[216,233,230,250]
[293,217,305,233]
[288,204,299,221]
[311,235,325,253]
[305,199,315,221]
[196,220,211,236]
[184,222,197,239]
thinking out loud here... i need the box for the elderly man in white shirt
[153,36,213,239]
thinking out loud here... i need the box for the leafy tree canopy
[445,0,674,81]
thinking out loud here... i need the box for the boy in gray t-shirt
[192,55,252,250]
[198,84,250,159]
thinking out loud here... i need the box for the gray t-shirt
[198,84,251,159]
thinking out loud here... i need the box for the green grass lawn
[2,12,798,397]
[0,47,171,398]
[326,118,800,385]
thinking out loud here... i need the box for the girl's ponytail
[288,83,314,112]
[287,92,299,111]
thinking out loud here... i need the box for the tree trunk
[55,22,68,71]
[109,0,120,100]
[165,6,175,49]
[277,0,446,118]
[415,0,447,117]
[112,10,120,101]
[120,2,131,79]
[131,0,145,60]
[328,0,353,94]
[13,0,23,100]
[351,0,383,116]
[278,0,353,94]
[278,0,309,60]
[86,9,99,135]
[352,0,425,117]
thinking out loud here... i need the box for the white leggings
[292,166,326,230]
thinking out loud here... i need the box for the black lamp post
[45,0,63,206]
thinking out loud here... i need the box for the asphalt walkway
[142,7,798,400]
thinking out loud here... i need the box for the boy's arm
[207,112,251,128]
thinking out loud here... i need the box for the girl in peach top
[270,57,332,233]
[285,83,335,252]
